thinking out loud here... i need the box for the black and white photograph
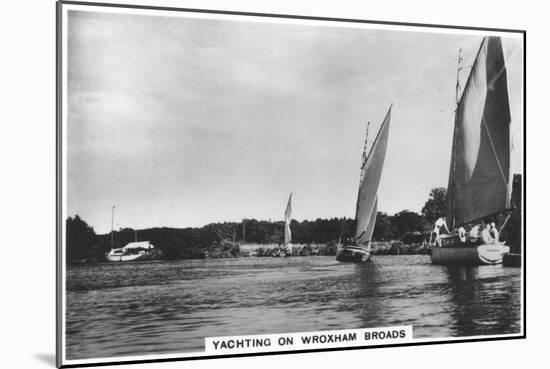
[56,1,524,367]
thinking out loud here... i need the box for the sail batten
[446,37,511,228]
[354,106,392,244]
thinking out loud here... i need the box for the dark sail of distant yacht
[336,106,392,263]
[432,36,512,265]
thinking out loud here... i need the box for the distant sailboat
[283,193,293,256]
[105,206,156,262]
[431,36,512,265]
[274,193,293,257]
[336,106,392,263]
[105,241,156,262]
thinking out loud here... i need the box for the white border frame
[57,2,525,367]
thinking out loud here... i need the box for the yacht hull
[105,252,152,262]
[502,253,521,267]
[336,246,371,263]
[431,244,509,265]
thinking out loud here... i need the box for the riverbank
[68,240,432,264]
[233,241,430,257]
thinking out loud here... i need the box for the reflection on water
[66,256,521,360]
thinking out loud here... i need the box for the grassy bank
[204,240,430,259]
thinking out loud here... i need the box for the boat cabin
[121,241,155,254]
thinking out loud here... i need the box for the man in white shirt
[458,226,466,243]
[431,217,450,247]
[480,223,494,244]
[469,225,480,241]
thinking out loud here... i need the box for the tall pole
[499,213,512,234]
[450,48,462,229]
[362,122,370,167]
[111,205,115,250]
[242,219,246,243]
[455,48,463,105]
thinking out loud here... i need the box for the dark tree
[393,210,424,236]
[421,187,447,224]
[66,215,99,263]
[373,212,398,241]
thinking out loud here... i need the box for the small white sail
[284,193,292,245]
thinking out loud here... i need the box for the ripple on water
[65,256,521,360]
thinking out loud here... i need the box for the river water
[65,255,522,360]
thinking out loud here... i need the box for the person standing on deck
[458,226,466,243]
[490,222,500,243]
[431,216,450,247]
[469,225,480,241]
[480,223,494,244]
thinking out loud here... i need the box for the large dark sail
[446,37,511,228]
[355,107,391,244]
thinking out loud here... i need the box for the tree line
[66,213,425,263]
[66,175,522,263]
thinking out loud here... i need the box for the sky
[65,9,523,234]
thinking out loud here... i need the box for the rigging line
[499,214,512,234]
[355,230,367,244]
[456,38,485,105]
[482,115,508,187]
[487,42,520,90]
[487,65,506,91]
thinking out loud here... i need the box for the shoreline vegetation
[66,179,521,265]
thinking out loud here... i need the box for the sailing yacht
[105,241,156,262]
[336,106,392,263]
[274,193,293,257]
[282,193,293,256]
[104,206,156,262]
[431,36,512,265]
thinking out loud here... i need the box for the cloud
[66,10,523,232]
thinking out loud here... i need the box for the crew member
[480,223,494,244]
[469,225,480,241]
[458,226,466,243]
[431,216,450,247]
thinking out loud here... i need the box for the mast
[110,205,115,250]
[363,121,370,166]
[449,48,462,229]
[357,122,370,186]
[363,106,392,170]
[242,219,246,243]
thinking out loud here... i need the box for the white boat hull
[336,246,371,263]
[431,244,510,265]
[105,252,152,262]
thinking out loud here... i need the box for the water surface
[66,255,521,359]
